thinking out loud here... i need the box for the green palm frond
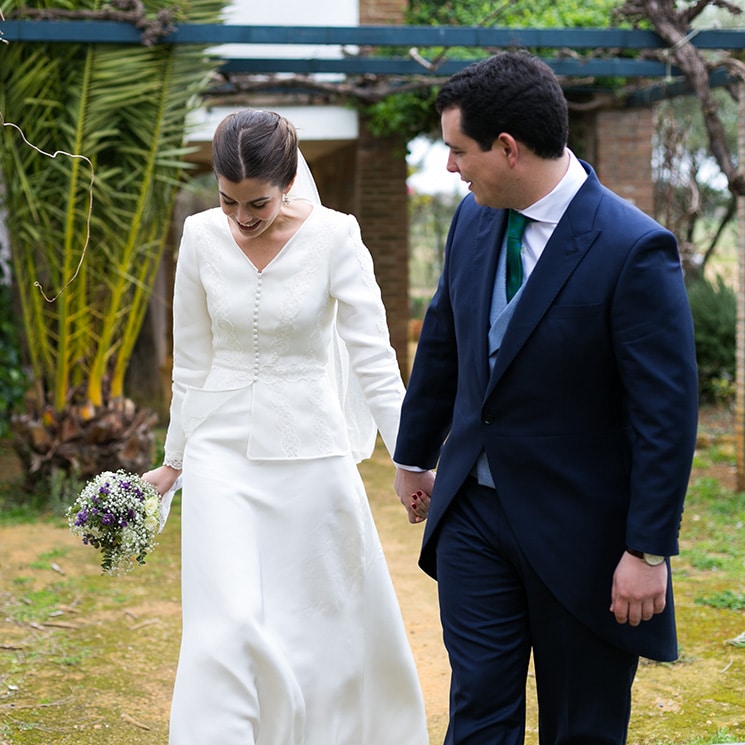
[1,0,226,411]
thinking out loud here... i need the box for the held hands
[141,464,182,497]
[394,467,435,524]
[610,550,667,626]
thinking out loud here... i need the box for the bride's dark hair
[212,109,298,189]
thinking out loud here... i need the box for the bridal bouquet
[67,470,161,575]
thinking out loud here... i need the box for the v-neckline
[229,204,315,273]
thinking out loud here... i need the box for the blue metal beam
[2,20,745,51]
[173,25,745,50]
[217,57,683,78]
[162,24,670,48]
[1,19,144,43]
[2,20,743,84]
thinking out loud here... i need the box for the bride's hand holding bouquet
[141,464,181,498]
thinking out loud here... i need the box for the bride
[143,108,429,745]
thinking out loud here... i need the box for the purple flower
[74,507,89,526]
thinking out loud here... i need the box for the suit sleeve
[612,227,698,556]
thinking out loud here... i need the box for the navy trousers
[435,477,639,745]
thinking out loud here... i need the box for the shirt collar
[520,149,587,226]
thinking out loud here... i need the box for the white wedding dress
[162,204,429,745]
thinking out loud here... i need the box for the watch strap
[627,548,666,566]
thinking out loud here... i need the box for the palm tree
[0,0,225,484]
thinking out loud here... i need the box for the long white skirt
[168,390,428,745]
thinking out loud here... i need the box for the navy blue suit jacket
[394,163,698,661]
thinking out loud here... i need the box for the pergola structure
[1,22,743,80]
[3,20,742,172]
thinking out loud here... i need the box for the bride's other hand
[142,465,181,496]
[394,468,435,524]
[409,490,431,522]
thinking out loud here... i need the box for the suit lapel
[485,182,602,399]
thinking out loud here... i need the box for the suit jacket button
[482,413,495,425]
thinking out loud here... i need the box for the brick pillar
[355,118,410,377]
[593,107,655,217]
[312,144,357,216]
[359,0,405,24]
[355,0,409,378]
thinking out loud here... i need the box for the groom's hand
[610,551,667,626]
[394,468,435,524]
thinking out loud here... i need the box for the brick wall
[355,118,411,376]
[359,0,405,24]
[357,0,409,375]
[312,143,357,215]
[593,107,656,217]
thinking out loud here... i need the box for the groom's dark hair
[436,51,568,159]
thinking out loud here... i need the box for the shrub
[686,275,735,404]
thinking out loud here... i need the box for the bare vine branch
[6,1,176,46]
[618,0,745,195]
[204,73,451,105]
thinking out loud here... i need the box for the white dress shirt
[513,148,588,278]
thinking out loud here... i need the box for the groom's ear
[494,133,526,170]
[493,133,516,158]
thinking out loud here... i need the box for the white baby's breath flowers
[67,469,161,575]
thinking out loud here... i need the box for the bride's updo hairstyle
[211,109,298,190]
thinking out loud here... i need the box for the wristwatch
[627,548,666,566]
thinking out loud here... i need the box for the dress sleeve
[162,216,213,468]
[329,213,406,459]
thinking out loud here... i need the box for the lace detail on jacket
[163,454,183,471]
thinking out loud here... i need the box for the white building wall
[191,0,360,145]
[218,0,358,60]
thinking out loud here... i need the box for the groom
[394,51,698,744]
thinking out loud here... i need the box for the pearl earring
[282,194,291,205]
